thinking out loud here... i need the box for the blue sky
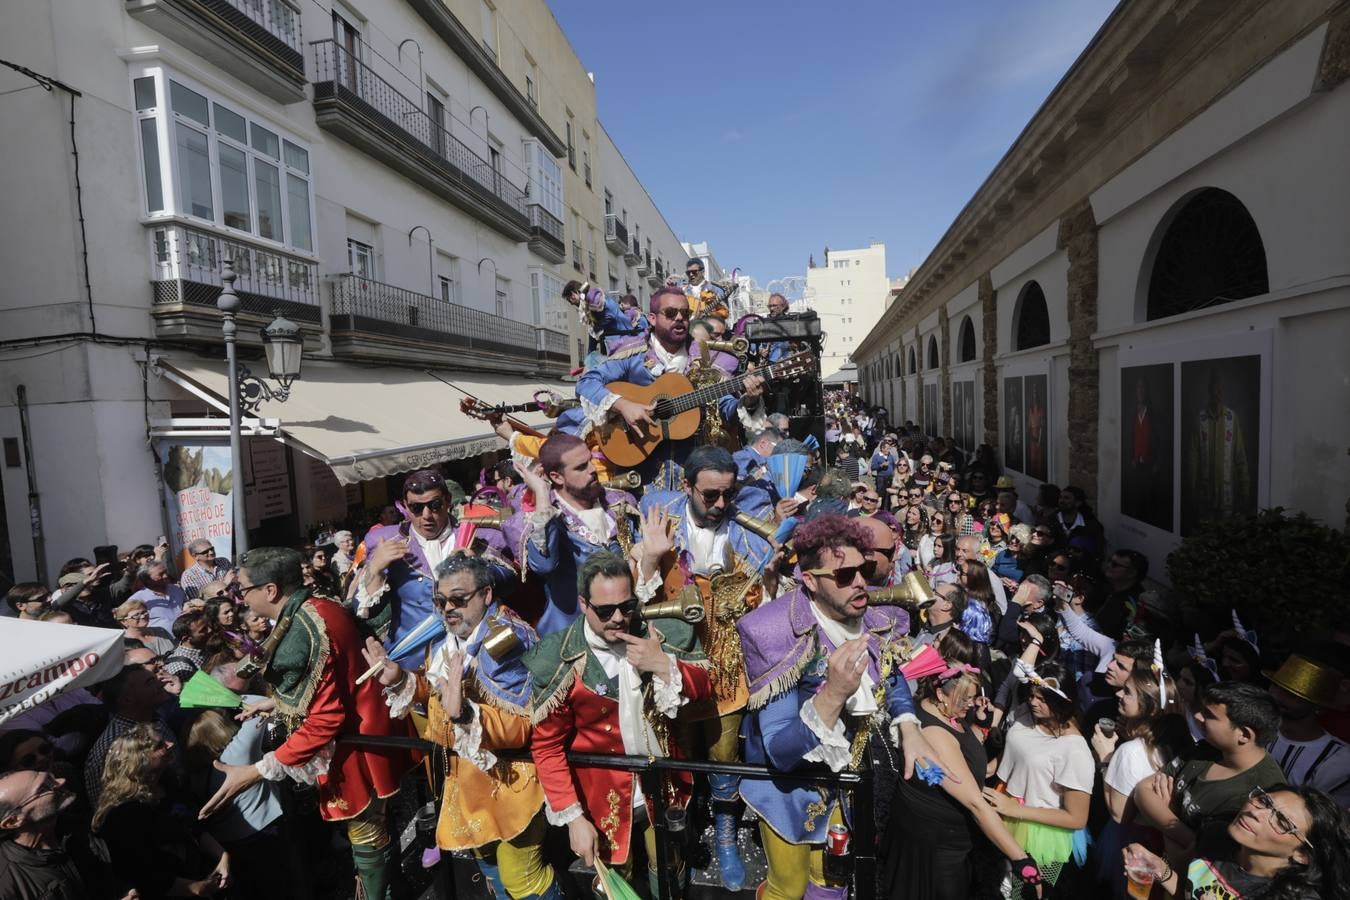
[551,0,1118,284]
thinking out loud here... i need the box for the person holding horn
[359,555,558,900]
[524,551,712,896]
[634,445,779,890]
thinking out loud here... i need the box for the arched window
[958,315,977,362]
[908,347,917,374]
[1013,281,1050,350]
[893,353,901,378]
[1146,188,1268,321]
[927,335,939,370]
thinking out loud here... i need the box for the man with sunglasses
[633,446,776,889]
[507,433,643,635]
[0,769,95,900]
[201,546,419,900]
[736,514,942,900]
[683,257,725,319]
[526,551,711,895]
[573,286,765,489]
[361,556,555,900]
[358,468,516,665]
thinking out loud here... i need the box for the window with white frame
[495,275,511,318]
[521,140,562,219]
[530,267,566,330]
[347,239,374,278]
[134,68,314,252]
[436,252,459,303]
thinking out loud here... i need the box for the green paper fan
[594,859,642,900]
[179,671,244,709]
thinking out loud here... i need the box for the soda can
[827,823,850,856]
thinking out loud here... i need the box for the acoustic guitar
[597,351,816,466]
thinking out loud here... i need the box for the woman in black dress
[883,663,1044,900]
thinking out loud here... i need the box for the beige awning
[155,357,567,484]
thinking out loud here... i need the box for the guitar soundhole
[652,399,673,421]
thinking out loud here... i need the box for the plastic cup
[1098,717,1117,738]
[1125,865,1154,899]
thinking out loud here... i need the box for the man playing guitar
[572,286,766,489]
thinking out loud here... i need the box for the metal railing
[150,222,318,306]
[223,0,302,52]
[537,326,569,357]
[343,735,877,900]
[331,274,540,354]
[604,214,628,248]
[311,40,527,217]
[527,204,564,243]
[628,236,642,262]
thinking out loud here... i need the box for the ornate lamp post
[217,259,303,556]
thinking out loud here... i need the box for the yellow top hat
[1264,654,1349,711]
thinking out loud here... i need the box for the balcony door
[332,11,361,94]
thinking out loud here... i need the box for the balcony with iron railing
[625,236,642,265]
[526,204,565,264]
[126,0,305,102]
[311,40,529,242]
[329,274,570,375]
[571,241,584,274]
[604,214,628,253]
[647,257,663,287]
[635,250,650,275]
[147,221,322,344]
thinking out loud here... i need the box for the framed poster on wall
[1180,355,1261,536]
[1120,363,1175,532]
[1002,376,1023,473]
[1024,374,1049,481]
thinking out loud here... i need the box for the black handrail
[342,733,876,900]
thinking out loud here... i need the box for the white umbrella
[0,619,124,727]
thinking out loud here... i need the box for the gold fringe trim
[529,657,584,725]
[745,636,813,711]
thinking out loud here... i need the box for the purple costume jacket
[736,585,915,844]
[360,520,515,665]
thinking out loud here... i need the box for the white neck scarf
[808,601,878,715]
[426,614,489,684]
[649,336,689,377]
[411,523,456,573]
[682,515,730,576]
[583,622,665,761]
[558,494,614,544]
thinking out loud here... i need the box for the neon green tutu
[1005,818,1074,867]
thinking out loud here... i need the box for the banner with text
[0,620,124,726]
[157,439,234,562]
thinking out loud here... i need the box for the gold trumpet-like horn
[734,510,792,551]
[601,471,642,491]
[482,623,523,661]
[704,338,750,357]
[639,590,706,624]
[867,570,937,608]
[458,508,512,526]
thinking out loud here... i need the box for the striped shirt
[1269,730,1350,807]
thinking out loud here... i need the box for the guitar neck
[667,360,782,416]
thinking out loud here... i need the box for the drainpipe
[16,385,47,584]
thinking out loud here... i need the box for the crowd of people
[3,266,1350,900]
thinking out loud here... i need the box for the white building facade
[597,124,687,308]
[852,0,1350,581]
[805,242,890,377]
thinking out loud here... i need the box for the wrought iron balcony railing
[604,214,628,252]
[150,222,319,311]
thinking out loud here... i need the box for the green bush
[1166,508,1350,657]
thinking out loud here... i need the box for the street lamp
[217,258,302,556]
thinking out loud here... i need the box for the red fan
[900,644,947,680]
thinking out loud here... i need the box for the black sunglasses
[408,497,446,515]
[806,561,876,584]
[698,487,737,505]
[588,597,639,620]
[659,307,691,321]
[434,585,485,609]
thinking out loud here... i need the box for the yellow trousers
[476,813,554,898]
[757,805,844,900]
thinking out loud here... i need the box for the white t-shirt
[1105,737,1162,798]
[1269,730,1350,807]
[997,709,1095,809]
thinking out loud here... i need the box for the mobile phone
[1053,582,1074,605]
[94,544,119,580]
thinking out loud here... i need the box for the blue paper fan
[801,434,820,452]
[387,611,446,662]
[766,453,808,498]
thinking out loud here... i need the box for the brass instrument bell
[867,570,937,609]
[482,623,523,661]
[704,338,750,358]
[601,471,642,491]
[734,510,791,551]
[639,589,706,624]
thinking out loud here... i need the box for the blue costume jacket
[360,521,516,665]
[736,586,916,843]
[501,488,641,636]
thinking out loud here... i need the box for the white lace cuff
[355,579,389,618]
[653,652,686,718]
[635,569,663,602]
[580,391,621,429]
[544,800,584,827]
[452,700,498,771]
[888,712,921,747]
[255,742,333,785]
[383,671,418,720]
[800,699,853,772]
[525,508,557,553]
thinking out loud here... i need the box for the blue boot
[476,858,507,900]
[713,806,745,892]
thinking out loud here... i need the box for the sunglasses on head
[407,497,446,516]
[697,487,737,505]
[404,472,448,495]
[659,307,691,321]
[588,597,639,620]
[806,561,875,584]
